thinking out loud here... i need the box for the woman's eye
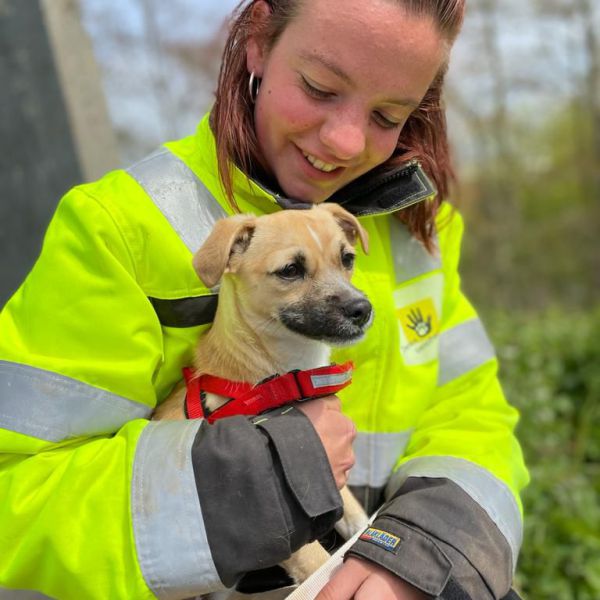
[341,252,355,269]
[276,263,305,280]
[301,76,334,100]
[373,111,402,130]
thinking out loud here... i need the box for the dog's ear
[192,215,256,288]
[319,203,369,254]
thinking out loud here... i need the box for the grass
[486,308,600,599]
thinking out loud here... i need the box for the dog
[153,203,371,585]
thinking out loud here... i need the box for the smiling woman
[247,0,444,203]
[213,0,462,250]
[0,1,528,599]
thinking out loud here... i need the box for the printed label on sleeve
[359,527,402,553]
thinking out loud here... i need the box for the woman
[0,0,528,599]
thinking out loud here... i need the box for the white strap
[287,513,377,599]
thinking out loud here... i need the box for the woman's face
[247,0,446,203]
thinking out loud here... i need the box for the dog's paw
[282,541,330,584]
[335,510,369,540]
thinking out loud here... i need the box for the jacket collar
[274,159,437,217]
[193,113,437,217]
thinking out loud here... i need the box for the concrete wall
[0,0,118,307]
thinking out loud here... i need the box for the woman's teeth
[303,152,338,173]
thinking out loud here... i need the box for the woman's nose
[319,112,367,161]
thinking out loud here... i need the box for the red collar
[183,362,354,424]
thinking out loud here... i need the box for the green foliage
[487,309,600,599]
[459,100,600,312]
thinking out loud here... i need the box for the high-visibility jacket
[0,113,529,599]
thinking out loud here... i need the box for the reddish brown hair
[211,0,465,249]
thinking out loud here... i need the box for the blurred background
[1,0,598,597]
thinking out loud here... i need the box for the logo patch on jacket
[397,298,439,344]
[394,273,443,365]
[359,527,402,552]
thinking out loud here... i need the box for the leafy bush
[487,308,600,599]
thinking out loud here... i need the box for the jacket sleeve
[0,187,341,599]
[347,208,529,599]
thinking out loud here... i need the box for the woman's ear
[245,0,272,77]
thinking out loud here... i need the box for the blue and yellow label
[359,527,402,553]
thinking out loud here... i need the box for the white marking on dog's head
[306,224,323,252]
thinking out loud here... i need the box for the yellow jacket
[0,114,528,599]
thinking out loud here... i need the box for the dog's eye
[276,263,305,280]
[341,252,355,270]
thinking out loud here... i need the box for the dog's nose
[343,298,372,327]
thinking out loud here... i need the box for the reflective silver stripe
[127,147,228,253]
[390,219,441,282]
[310,371,352,389]
[0,360,151,442]
[0,590,53,599]
[438,318,496,386]
[348,430,413,488]
[386,455,523,570]
[132,420,225,598]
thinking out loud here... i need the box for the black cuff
[253,406,343,539]
[435,577,523,600]
[347,516,523,600]
[191,408,342,587]
[347,477,516,599]
[347,516,452,597]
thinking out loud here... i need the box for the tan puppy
[154,203,371,584]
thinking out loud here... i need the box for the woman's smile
[301,151,340,174]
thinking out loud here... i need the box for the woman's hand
[315,557,428,600]
[296,395,356,489]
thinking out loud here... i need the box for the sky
[78,0,597,166]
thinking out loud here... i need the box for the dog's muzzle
[279,290,373,345]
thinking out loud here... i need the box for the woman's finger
[314,558,371,600]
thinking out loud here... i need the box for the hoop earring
[248,71,261,103]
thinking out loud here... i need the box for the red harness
[184,362,354,424]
